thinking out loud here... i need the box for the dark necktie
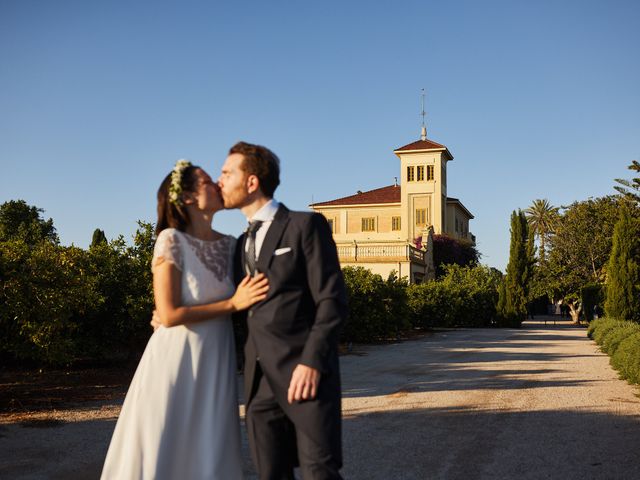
[245,220,263,276]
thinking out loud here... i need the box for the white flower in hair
[169,159,192,206]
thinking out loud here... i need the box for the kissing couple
[101,142,348,480]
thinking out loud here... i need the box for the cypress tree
[90,228,108,249]
[604,205,640,322]
[497,210,530,327]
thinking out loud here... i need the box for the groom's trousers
[246,366,343,480]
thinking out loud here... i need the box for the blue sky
[1,0,638,271]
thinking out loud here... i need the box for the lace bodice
[153,228,236,307]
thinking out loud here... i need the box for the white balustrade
[336,243,426,264]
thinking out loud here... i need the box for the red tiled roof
[394,139,448,151]
[394,138,454,160]
[311,184,401,207]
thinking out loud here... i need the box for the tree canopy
[0,200,58,244]
[547,196,620,287]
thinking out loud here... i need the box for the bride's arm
[152,260,268,328]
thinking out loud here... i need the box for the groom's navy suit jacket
[234,204,347,460]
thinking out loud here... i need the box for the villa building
[310,127,474,283]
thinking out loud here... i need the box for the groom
[218,141,347,480]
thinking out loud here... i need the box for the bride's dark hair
[156,165,200,235]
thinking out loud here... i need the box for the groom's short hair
[229,141,280,198]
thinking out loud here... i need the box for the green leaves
[604,205,640,322]
[0,216,156,366]
[0,200,58,245]
[341,267,410,342]
[525,198,559,264]
[614,160,640,205]
[538,196,622,318]
[342,264,502,342]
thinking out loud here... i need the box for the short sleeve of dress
[153,229,183,271]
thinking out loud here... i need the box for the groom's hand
[288,364,320,404]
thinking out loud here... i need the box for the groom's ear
[246,174,261,195]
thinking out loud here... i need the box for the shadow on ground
[341,407,640,479]
[2,408,639,480]
[342,322,599,398]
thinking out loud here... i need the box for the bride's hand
[231,273,269,311]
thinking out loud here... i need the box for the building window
[426,165,434,181]
[407,166,415,182]
[415,209,426,227]
[327,218,334,233]
[392,216,401,231]
[455,218,459,232]
[362,217,375,232]
[417,165,425,181]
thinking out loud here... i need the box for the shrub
[589,317,640,385]
[611,331,640,384]
[341,267,409,342]
[587,317,606,338]
[0,240,101,364]
[0,222,154,366]
[407,265,501,328]
[382,271,412,335]
[590,317,620,345]
[601,321,640,355]
[407,281,452,328]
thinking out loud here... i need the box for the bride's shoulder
[155,228,185,253]
[156,227,182,242]
[152,228,185,269]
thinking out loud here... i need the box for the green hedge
[0,223,154,366]
[588,317,640,384]
[408,264,500,328]
[1,236,501,363]
[341,267,411,342]
[342,264,501,342]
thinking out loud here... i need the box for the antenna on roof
[420,88,427,141]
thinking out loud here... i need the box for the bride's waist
[157,316,231,335]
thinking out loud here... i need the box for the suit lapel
[256,204,290,273]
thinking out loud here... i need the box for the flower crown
[169,159,192,206]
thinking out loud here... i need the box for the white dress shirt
[244,199,280,260]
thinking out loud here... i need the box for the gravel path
[2,318,640,479]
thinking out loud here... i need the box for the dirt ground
[2,317,640,479]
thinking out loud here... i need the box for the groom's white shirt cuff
[245,198,280,258]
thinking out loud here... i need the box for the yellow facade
[310,134,474,283]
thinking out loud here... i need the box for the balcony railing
[336,242,425,264]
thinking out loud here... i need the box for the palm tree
[525,199,559,264]
[614,160,640,205]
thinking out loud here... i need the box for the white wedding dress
[101,228,243,480]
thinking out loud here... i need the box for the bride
[101,160,268,479]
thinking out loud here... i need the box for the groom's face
[218,153,249,209]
